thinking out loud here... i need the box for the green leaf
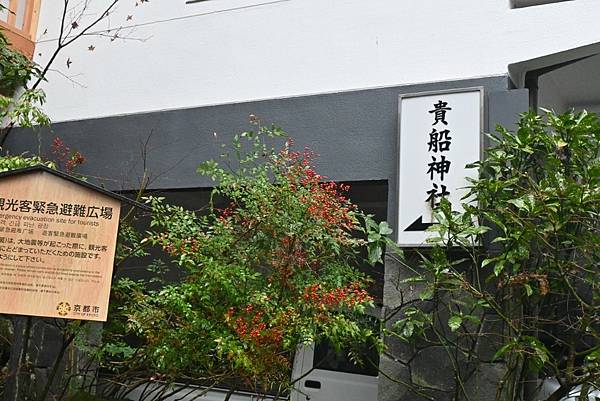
[379,221,393,235]
[367,232,381,243]
[585,348,600,362]
[492,342,513,361]
[368,243,383,265]
[463,314,481,325]
[481,258,495,268]
[507,198,526,210]
[493,260,505,276]
[419,287,434,301]
[385,240,404,259]
[448,315,463,332]
[402,321,414,338]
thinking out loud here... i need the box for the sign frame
[396,86,485,247]
[0,165,147,321]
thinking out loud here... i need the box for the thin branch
[47,68,87,88]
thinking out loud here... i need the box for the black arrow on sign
[404,216,435,232]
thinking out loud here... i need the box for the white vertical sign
[397,88,483,246]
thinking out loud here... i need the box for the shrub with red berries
[105,122,394,395]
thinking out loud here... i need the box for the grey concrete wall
[15,89,399,190]
[7,75,527,231]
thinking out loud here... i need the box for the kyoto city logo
[56,301,71,316]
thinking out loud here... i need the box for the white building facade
[30,0,600,123]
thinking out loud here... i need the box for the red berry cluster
[274,142,356,236]
[304,181,355,232]
[157,233,200,256]
[229,304,284,347]
[217,202,237,219]
[302,281,372,309]
[51,136,86,173]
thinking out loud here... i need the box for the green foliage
[365,219,402,265]
[0,32,38,95]
[0,88,51,128]
[114,223,149,266]
[102,125,386,393]
[390,110,600,401]
[0,154,56,172]
[0,31,50,132]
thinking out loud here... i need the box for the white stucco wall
[33,0,600,122]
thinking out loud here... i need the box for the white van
[121,342,379,401]
[290,342,378,401]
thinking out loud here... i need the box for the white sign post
[397,88,483,246]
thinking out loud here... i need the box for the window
[0,0,41,59]
[312,315,381,377]
[313,339,380,377]
[511,0,573,8]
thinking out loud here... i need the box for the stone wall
[379,253,507,401]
